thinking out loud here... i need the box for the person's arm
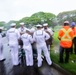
[44,31,50,40]
[29,35,33,44]
[6,31,9,41]
[48,29,53,36]
[33,32,36,43]
[16,30,20,39]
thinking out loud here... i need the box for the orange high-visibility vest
[58,26,73,48]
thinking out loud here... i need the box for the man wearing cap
[33,24,52,67]
[6,23,20,66]
[0,27,5,61]
[70,22,76,54]
[43,23,53,54]
[58,21,73,63]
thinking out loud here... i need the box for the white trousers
[23,46,33,66]
[37,44,52,67]
[9,44,19,65]
[47,45,51,55]
[0,44,5,60]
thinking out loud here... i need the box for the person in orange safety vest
[58,21,74,63]
[70,22,76,54]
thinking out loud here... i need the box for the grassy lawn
[50,31,76,75]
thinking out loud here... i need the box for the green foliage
[31,12,56,27]
[0,21,6,26]
[53,31,59,45]
[0,12,57,29]
[2,10,76,29]
[16,12,56,28]
[57,10,76,25]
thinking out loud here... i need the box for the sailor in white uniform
[18,22,30,35]
[43,23,54,54]
[0,27,5,61]
[33,24,52,67]
[21,31,33,66]
[6,23,20,66]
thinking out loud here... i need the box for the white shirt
[18,27,30,33]
[0,33,2,44]
[33,29,50,45]
[6,28,20,45]
[30,28,35,33]
[21,33,33,47]
[42,28,53,36]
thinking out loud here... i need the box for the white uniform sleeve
[29,35,33,43]
[33,32,36,42]
[6,31,9,41]
[17,28,20,33]
[20,35,23,39]
[48,29,53,36]
[16,30,20,39]
[44,31,50,40]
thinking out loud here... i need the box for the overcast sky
[0,0,76,22]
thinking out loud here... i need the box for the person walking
[58,21,74,63]
[6,23,20,66]
[33,24,52,67]
[0,27,5,61]
[70,22,76,54]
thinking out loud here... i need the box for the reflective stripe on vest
[61,28,72,41]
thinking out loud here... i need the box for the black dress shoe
[0,58,6,62]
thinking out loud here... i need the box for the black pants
[59,46,70,63]
[71,37,76,54]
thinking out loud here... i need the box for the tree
[57,10,76,25]
[0,21,6,26]
[17,12,56,27]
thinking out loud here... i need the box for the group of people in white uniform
[0,22,53,67]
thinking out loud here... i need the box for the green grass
[51,31,76,75]
[53,31,59,44]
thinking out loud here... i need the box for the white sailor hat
[43,23,48,26]
[20,22,24,25]
[36,24,42,28]
[64,21,69,24]
[10,23,16,26]
[30,28,35,33]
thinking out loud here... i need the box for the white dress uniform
[43,23,54,54]
[21,33,33,66]
[0,33,5,61]
[43,28,53,36]
[33,29,52,67]
[18,27,29,34]
[18,22,30,35]
[6,27,20,66]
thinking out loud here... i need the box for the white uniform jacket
[21,33,33,49]
[6,28,20,45]
[33,30,50,46]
